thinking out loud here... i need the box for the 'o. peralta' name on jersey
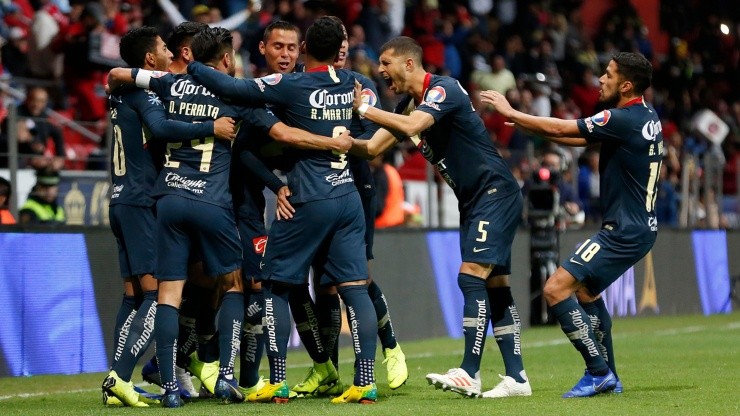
[168,79,220,118]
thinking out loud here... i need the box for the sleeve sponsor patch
[590,110,611,126]
[259,73,282,85]
[150,70,168,78]
[360,88,378,107]
[425,86,446,103]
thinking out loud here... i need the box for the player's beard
[599,88,619,108]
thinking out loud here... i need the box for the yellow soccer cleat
[316,379,346,397]
[102,390,123,407]
[186,352,218,395]
[238,376,266,397]
[330,383,377,404]
[247,380,291,403]
[292,360,339,395]
[383,343,408,389]
[102,370,148,407]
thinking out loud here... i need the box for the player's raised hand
[480,90,514,118]
[214,117,236,141]
[333,129,352,154]
[353,79,363,110]
[276,185,295,220]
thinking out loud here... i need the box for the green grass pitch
[1,312,738,415]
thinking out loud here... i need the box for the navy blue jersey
[231,106,286,220]
[137,71,242,209]
[188,62,357,203]
[396,74,520,213]
[349,72,381,197]
[576,97,663,242]
[109,87,213,207]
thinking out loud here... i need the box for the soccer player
[101,26,235,408]
[349,36,531,398]
[229,20,353,396]
[185,18,380,404]
[290,18,408,397]
[481,51,661,397]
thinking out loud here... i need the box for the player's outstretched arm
[187,61,266,106]
[269,123,352,153]
[480,90,587,146]
[350,127,398,160]
[107,67,136,91]
[356,100,435,138]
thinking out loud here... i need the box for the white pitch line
[1,321,737,401]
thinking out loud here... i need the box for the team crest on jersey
[425,86,446,103]
[360,88,377,107]
[590,110,611,126]
[260,73,282,85]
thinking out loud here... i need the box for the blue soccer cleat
[613,379,623,394]
[141,358,161,387]
[562,369,617,398]
[161,389,185,408]
[215,375,246,403]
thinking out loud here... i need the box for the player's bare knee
[460,261,493,279]
[217,269,243,293]
[486,274,510,288]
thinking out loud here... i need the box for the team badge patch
[260,73,282,85]
[253,236,267,254]
[360,88,378,107]
[590,110,611,126]
[150,71,167,78]
[426,86,446,103]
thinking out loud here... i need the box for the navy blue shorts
[109,204,156,278]
[263,192,367,286]
[562,229,654,295]
[238,215,267,281]
[459,191,523,275]
[361,193,376,260]
[155,195,242,280]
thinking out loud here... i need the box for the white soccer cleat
[482,374,532,398]
[175,366,199,399]
[426,368,481,398]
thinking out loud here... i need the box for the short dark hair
[612,52,652,94]
[327,16,348,40]
[119,26,160,67]
[0,176,11,202]
[191,27,233,64]
[167,21,208,59]
[305,16,343,62]
[380,36,423,62]
[263,20,301,43]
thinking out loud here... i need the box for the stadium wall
[0,227,736,377]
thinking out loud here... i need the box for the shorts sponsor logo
[641,119,662,141]
[648,216,658,231]
[569,256,584,266]
[472,247,489,253]
[590,110,611,126]
[253,236,267,254]
[165,172,207,194]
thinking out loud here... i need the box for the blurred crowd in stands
[0,0,737,229]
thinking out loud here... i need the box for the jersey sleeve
[354,74,381,140]
[240,106,280,135]
[238,147,285,194]
[132,69,175,98]
[187,61,291,107]
[576,108,628,144]
[415,79,463,123]
[135,90,214,142]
